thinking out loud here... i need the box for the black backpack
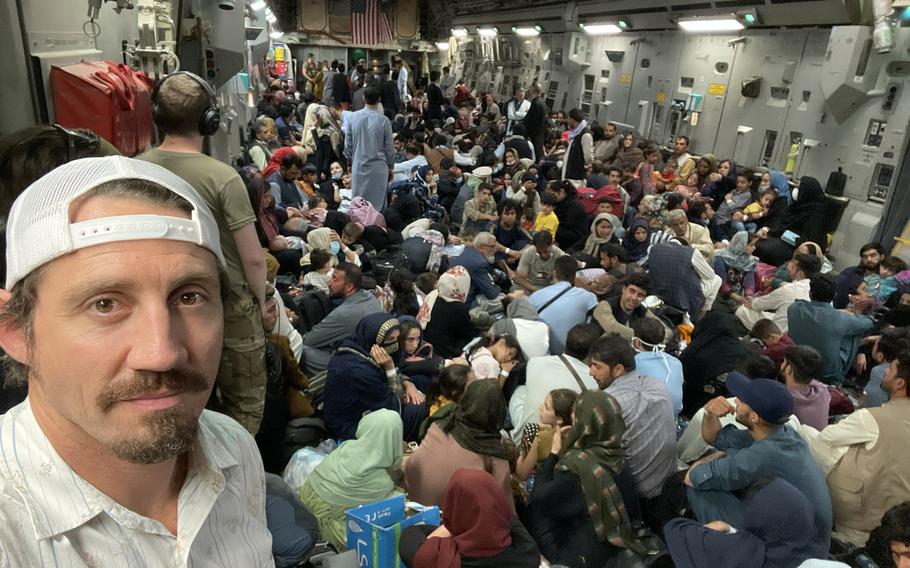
[292,289,332,333]
[372,247,410,286]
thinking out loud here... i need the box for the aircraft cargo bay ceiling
[266,0,876,41]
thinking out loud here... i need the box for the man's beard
[98,369,210,464]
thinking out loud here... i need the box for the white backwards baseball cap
[5,156,225,289]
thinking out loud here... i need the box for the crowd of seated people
[1,64,909,568]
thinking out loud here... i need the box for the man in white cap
[0,156,273,564]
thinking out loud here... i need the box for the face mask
[332,173,343,180]
[791,188,799,202]
[382,340,399,355]
[330,241,341,255]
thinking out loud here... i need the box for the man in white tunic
[344,85,395,211]
[0,157,273,566]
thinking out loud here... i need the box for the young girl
[465,334,522,386]
[516,388,578,479]
[521,207,536,233]
[741,189,777,233]
[301,248,333,292]
[425,363,474,417]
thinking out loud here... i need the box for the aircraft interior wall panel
[713,30,809,173]
[802,26,910,205]
[587,35,638,126]
[626,32,684,142]
[671,34,737,154]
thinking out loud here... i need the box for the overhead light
[618,19,629,29]
[477,27,498,37]
[269,30,282,39]
[452,28,468,38]
[512,26,541,37]
[677,17,745,32]
[436,41,450,50]
[579,23,623,35]
[250,0,266,10]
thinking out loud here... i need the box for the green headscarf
[305,409,403,508]
[557,391,649,555]
[419,379,510,460]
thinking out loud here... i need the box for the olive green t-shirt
[138,149,263,351]
[138,148,255,295]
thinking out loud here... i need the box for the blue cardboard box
[345,494,441,568]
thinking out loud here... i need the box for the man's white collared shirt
[0,401,274,567]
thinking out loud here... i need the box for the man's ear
[0,289,29,365]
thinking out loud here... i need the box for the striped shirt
[605,371,677,499]
[0,401,274,567]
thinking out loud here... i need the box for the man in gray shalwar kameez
[343,86,394,211]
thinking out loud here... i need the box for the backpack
[577,184,624,216]
[372,247,410,286]
[292,289,332,333]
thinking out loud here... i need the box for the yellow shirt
[743,201,764,216]
[534,211,559,238]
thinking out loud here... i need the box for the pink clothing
[403,423,513,510]
[790,379,831,430]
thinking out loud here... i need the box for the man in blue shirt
[631,317,683,416]
[684,372,832,558]
[529,256,597,354]
[788,273,875,385]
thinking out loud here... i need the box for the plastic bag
[283,447,327,491]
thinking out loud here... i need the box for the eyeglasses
[54,124,100,163]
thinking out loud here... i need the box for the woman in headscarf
[261,146,299,180]
[405,380,513,508]
[401,219,449,274]
[298,409,403,550]
[714,231,758,297]
[522,391,650,568]
[753,176,828,266]
[705,158,737,207]
[664,478,823,568]
[322,313,427,441]
[310,106,344,182]
[399,469,540,568]
[679,311,748,416]
[573,212,620,258]
[610,132,645,173]
[622,218,652,264]
[693,154,717,197]
[239,166,303,277]
[398,319,444,392]
[300,227,360,269]
[760,169,792,204]
[422,267,479,358]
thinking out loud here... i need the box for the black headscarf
[419,379,509,460]
[777,176,826,232]
[679,311,747,415]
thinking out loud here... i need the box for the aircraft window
[680,77,695,88]
[759,129,778,168]
[601,87,608,99]
[715,61,729,73]
[802,90,811,103]
[601,69,610,79]
[641,58,651,68]
[647,76,653,89]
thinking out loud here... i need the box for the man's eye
[93,299,116,313]
[179,292,203,305]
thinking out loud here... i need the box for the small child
[750,318,795,367]
[298,164,319,200]
[516,388,578,479]
[521,207,536,233]
[714,173,753,236]
[533,192,559,239]
[861,255,907,303]
[741,189,777,233]
[301,193,328,228]
[301,248,334,292]
[674,172,701,200]
[426,364,474,417]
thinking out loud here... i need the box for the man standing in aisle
[343,85,395,211]
[506,85,531,136]
[140,72,268,434]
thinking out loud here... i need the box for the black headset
[151,71,221,136]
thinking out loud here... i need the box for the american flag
[351,0,393,45]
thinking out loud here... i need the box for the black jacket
[554,193,588,250]
[523,96,547,139]
[332,73,351,104]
